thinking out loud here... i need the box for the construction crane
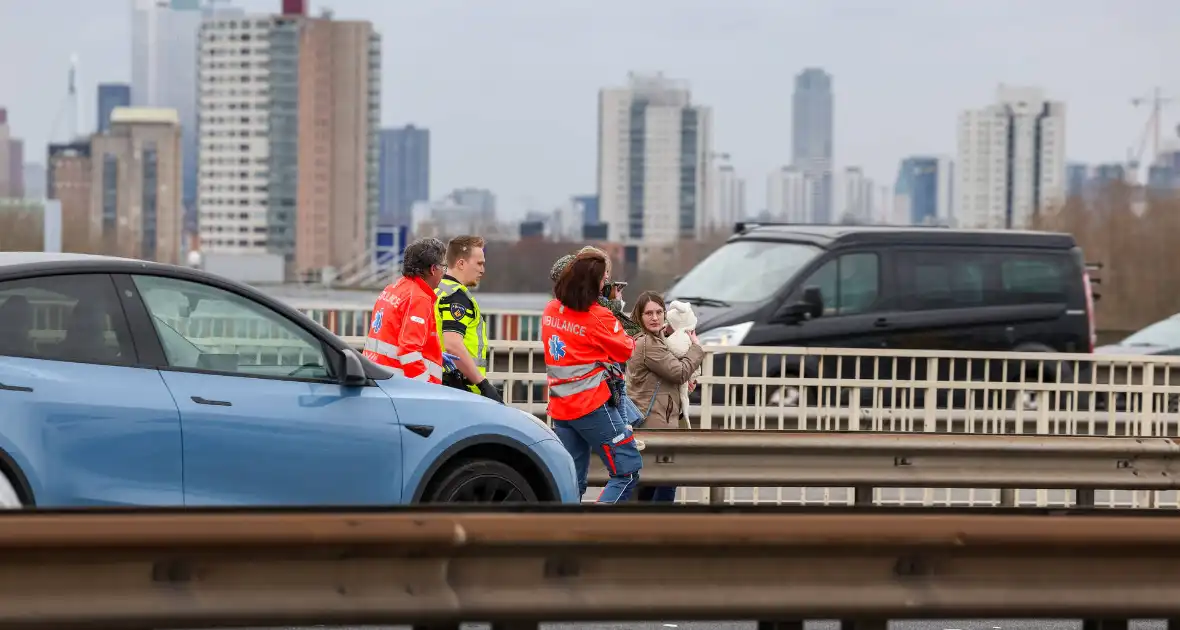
[47,54,81,143]
[1127,87,1175,182]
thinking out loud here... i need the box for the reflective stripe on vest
[546,362,612,398]
[365,336,443,381]
[436,279,489,373]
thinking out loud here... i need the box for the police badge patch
[450,302,466,321]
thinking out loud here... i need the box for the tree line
[1032,187,1180,335]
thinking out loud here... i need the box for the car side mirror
[341,347,368,386]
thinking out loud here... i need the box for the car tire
[0,472,22,509]
[423,459,540,503]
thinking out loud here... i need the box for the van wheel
[0,473,22,509]
[423,459,539,503]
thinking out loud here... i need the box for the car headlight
[697,321,753,347]
[517,407,557,437]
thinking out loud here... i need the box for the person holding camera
[551,252,645,429]
[543,248,641,503]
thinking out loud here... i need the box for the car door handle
[873,317,890,328]
[191,396,232,407]
[0,382,32,393]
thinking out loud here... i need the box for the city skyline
[0,0,1176,217]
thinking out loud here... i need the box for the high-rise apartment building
[792,68,834,223]
[5,140,23,199]
[88,107,183,264]
[1148,138,1180,192]
[597,73,713,245]
[133,0,242,230]
[709,164,746,231]
[834,166,874,224]
[0,108,24,199]
[378,125,429,228]
[97,83,132,133]
[766,166,814,223]
[1066,163,1089,200]
[955,85,1066,229]
[196,7,381,279]
[23,163,46,200]
[895,156,954,226]
[47,142,93,251]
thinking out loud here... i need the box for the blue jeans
[553,403,642,504]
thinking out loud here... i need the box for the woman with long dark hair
[542,248,642,503]
[626,290,705,502]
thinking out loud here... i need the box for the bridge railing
[338,336,1180,508]
[344,337,1180,431]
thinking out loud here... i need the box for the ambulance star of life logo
[371,310,384,333]
[547,334,566,361]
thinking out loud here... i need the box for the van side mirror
[775,286,824,323]
[801,286,824,318]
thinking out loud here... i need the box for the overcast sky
[1,0,1177,216]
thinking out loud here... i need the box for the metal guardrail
[589,431,1180,507]
[3,508,1180,629]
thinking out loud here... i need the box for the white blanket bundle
[664,300,702,422]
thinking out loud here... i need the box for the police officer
[436,235,503,403]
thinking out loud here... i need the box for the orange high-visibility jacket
[363,276,445,384]
[542,299,635,420]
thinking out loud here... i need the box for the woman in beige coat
[626,291,706,502]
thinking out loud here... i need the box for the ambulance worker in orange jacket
[543,248,641,503]
[362,237,448,384]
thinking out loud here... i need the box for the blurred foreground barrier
[588,430,1180,507]
[2,508,1180,629]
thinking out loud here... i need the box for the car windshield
[668,240,821,304]
[1120,316,1180,347]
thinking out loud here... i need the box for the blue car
[0,253,579,508]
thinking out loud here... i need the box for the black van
[668,223,1097,410]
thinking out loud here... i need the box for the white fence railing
[346,337,1180,430]
[340,336,1180,509]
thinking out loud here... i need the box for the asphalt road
[271,621,1169,630]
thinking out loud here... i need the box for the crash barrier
[588,430,1180,508]
[2,507,1180,630]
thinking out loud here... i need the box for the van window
[669,240,820,303]
[799,252,880,315]
[897,250,1073,310]
[897,252,985,310]
[1000,257,1067,302]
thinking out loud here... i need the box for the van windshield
[669,240,821,304]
